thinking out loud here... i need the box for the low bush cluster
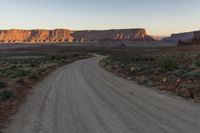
[156,57,178,70]
[0,80,7,89]
[0,90,12,101]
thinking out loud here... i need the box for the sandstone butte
[193,31,200,42]
[0,28,155,43]
[162,31,194,42]
[162,30,200,43]
[177,30,200,45]
[186,30,200,44]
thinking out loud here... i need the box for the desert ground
[0,44,200,133]
[100,45,200,102]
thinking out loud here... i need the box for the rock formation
[162,31,194,42]
[72,29,154,42]
[188,31,200,44]
[151,36,162,41]
[193,31,200,40]
[0,29,73,43]
[0,28,155,43]
[177,31,200,46]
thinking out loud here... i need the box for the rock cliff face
[193,31,200,39]
[162,32,194,42]
[177,31,200,46]
[189,31,200,44]
[72,29,154,42]
[0,29,73,43]
[0,28,155,43]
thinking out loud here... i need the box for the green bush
[156,57,178,70]
[0,90,12,101]
[0,80,7,89]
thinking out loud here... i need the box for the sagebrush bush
[10,64,17,69]
[0,90,12,101]
[15,78,25,84]
[131,55,154,62]
[156,57,178,70]
[28,73,39,80]
[0,80,7,89]
[187,69,200,80]
[10,69,31,78]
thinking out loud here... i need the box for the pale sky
[0,0,200,36]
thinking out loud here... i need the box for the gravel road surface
[3,56,200,133]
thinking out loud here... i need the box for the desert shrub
[195,60,200,67]
[0,71,3,77]
[131,55,154,62]
[109,55,155,66]
[49,56,56,61]
[0,90,12,101]
[0,80,7,89]
[10,64,17,69]
[135,76,153,86]
[156,57,178,70]
[10,69,31,78]
[187,69,200,80]
[103,58,114,65]
[168,69,188,78]
[73,54,79,57]
[15,78,25,84]
[59,59,66,64]
[28,73,39,80]
[29,63,36,67]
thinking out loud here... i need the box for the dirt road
[3,56,200,133]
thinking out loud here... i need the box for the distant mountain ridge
[177,30,200,45]
[162,31,195,42]
[0,28,155,43]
